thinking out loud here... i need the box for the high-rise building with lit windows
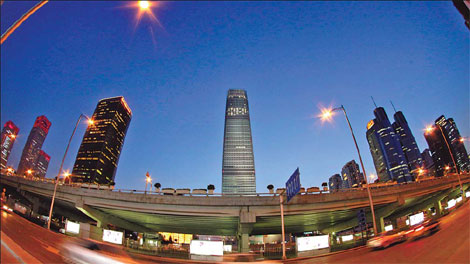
[425,115,469,176]
[341,160,364,188]
[366,107,412,183]
[35,150,50,178]
[1,121,19,170]
[222,89,256,194]
[71,96,132,184]
[328,174,342,192]
[392,111,423,174]
[17,116,51,176]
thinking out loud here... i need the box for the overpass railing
[1,172,468,198]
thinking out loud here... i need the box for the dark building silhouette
[341,160,364,188]
[329,174,342,192]
[222,89,256,194]
[425,115,469,176]
[71,96,132,184]
[392,111,423,174]
[366,107,412,183]
[421,149,435,175]
[1,121,19,170]
[35,150,50,178]
[17,116,51,176]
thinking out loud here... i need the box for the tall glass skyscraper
[425,115,469,176]
[17,116,51,176]
[35,150,50,178]
[72,96,132,184]
[366,107,412,183]
[1,121,19,170]
[222,89,256,194]
[392,111,423,174]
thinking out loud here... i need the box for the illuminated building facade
[17,116,51,176]
[35,150,50,178]
[341,160,364,188]
[425,115,469,176]
[222,89,256,194]
[328,174,342,192]
[1,121,19,170]
[72,96,132,184]
[366,107,412,183]
[392,111,423,174]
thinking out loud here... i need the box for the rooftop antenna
[390,101,397,113]
[371,96,378,108]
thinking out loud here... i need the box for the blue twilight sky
[1,1,469,192]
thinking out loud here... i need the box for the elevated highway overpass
[1,173,469,252]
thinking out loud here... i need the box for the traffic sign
[286,168,301,202]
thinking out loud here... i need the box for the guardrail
[2,172,468,198]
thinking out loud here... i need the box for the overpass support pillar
[238,210,256,253]
[433,200,442,218]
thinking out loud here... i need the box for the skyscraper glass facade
[366,107,412,183]
[17,116,51,176]
[392,111,423,174]
[72,96,132,184]
[1,121,19,170]
[425,115,469,176]
[35,150,50,178]
[222,89,256,194]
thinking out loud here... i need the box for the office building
[17,116,51,176]
[341,160,364,188]
[329,174,342,192]
[35,150,50,178]
[452,0,470,30]
[222,89,256,194]
[71,96,132,184]
[425,115,469,176]
[392,111,423,174]
[1,121,19,170]
[366,107,412,183]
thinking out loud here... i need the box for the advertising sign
[296,235,329,252]
[103,229,123,245]
[409,212,424,226]
[190,240,223,256]
[65,220,80,234]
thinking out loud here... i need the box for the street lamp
[47,114,92,230]
[26,169,33,177]
[145,172,152,193]
[424,125,465,199]
[319,105,378,235]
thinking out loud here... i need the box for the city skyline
[1,1,468,192]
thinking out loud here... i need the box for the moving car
[61,239,138,264]
[1,204,13,213]
[367,230,406,249]
[406,219,440,240]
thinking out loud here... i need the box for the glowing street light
[318,105,378,235]
[9,134,16,139]
[26,169,33,176]
[48,113,92,230]
[139,1,150,10]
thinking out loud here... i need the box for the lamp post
[425,125,465,199]
[47,114,93,229]
[1,0,48,45]
[320,105,378,235]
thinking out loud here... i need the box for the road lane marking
[1,231,42,263]
[1,241,25,264]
